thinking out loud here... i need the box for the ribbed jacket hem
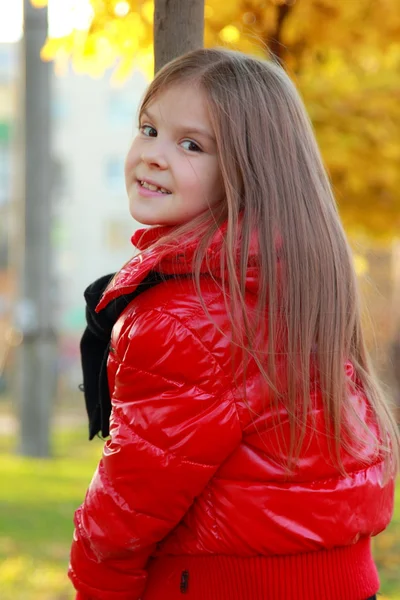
[143,537,379,600]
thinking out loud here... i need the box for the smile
[138,180,171,195]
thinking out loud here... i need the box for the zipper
[180,570,189,594]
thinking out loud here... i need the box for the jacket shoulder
[109,275,239,411]
[117,275,226,333]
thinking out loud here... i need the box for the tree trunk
[16,1,56,457]
[154,0,205,73]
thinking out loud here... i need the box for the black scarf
[80,271,168,440]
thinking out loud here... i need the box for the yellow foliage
[33,0,400,239]
[219,25,240,44]
[30,0,48,7]
[141,0,153,24]
[40,37,67,62]
[353,255,369,277]
[114,1,130,18]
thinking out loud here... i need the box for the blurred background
[0,1,399,599]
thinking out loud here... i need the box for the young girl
[69,48,398,600]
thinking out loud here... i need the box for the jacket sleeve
[69,308,242,600]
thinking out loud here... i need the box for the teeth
[140,181,171,194]
[144,182,158,191]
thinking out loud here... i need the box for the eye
[140,125,157,137]
[181,140,202,152]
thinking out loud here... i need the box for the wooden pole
[154,0,205,73]
[17,1,56,456]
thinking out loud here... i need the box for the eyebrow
[141,108,216,143]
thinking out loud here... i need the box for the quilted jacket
[69,224,394,600]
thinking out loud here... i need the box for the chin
[129,206,157,226]
[131,215,159,226]
[129,207,181,227]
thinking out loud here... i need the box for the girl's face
[125,83,224,226]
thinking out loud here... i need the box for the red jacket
[69,225,394,600]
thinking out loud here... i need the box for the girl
[69,48,398,600]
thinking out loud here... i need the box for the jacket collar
[96,222,262,313]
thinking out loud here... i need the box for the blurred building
[0,40,147,388]
[52,68,146,313]
[52,65,147,385]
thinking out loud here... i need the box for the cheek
[183,161,219,192]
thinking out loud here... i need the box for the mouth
[137,179,172,195]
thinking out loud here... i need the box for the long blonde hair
[137,48,399,478]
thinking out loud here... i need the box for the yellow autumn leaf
[219,25,240,44]
[141,0,154,24]
[40,36,71,61]
[30,0,48,7]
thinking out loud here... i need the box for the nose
[140,142,168,170]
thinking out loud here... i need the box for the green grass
[373,485,400,600]
[0,428,399,600]
[0,428,102,600]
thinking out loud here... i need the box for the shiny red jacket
[69,225,394,600]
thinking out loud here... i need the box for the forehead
[143,83,212,128]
